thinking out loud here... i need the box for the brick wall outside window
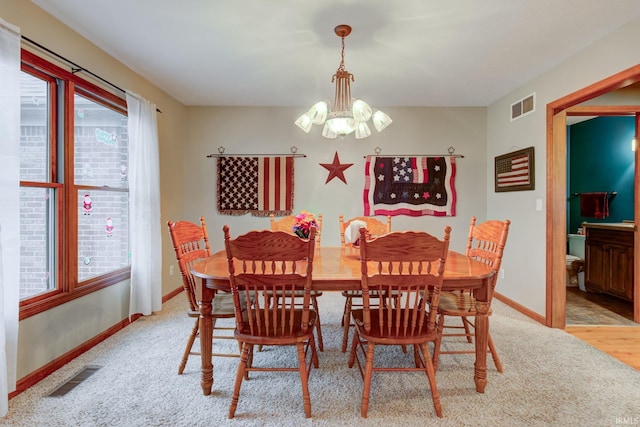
[20,120,129,298]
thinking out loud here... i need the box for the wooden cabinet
[584,225,634,301]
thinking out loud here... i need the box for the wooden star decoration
[320,151,353,184]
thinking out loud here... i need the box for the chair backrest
[223,226,317,337]
[339,215,391,247]
[465,216,510,287]
[270,213,323,246]
[358,226,451,336]
[167,217,211,312]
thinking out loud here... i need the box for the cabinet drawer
[586,228,633,246]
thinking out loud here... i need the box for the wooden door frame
[546,64,640,328]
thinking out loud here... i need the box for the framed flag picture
[494,146,535,192]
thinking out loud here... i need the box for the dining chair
[167,217,245,375]
[348,226,452,418]
[338,214,392,352]
[432,216,510,373]
[268,213,324,351]
[223,225,319,419]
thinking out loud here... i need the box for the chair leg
[341,296,353,352]
[309,335,319,369]
[341,295,349,326]
[178,318,199,375]
[246,344,254,380]
[311,296,324,352]
[433,315,503,374]
[432,314,445,371]
[413,344,422,367]
[488,332,504,373]
[347,329,359,369]
[461,316,473,343]
[228,342,250,419]
[360,341,376,418]
[420,343,443,418]
[296,342,312,418]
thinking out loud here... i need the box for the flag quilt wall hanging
[217,156,294,216]
[363,156,457,217]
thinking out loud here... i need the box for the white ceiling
[32,0,640,108]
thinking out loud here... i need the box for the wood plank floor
[565,325,640,371]
[565,287,639,371]
[565,287,635,326]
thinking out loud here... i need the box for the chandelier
[295,25,392,139]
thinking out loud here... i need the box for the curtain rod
[363,154,464,158]
[207,146,305,158]
[207,153,306,158]
[21,35,162,113]
[363,146,464,158]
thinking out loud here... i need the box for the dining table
[191,245,496,396]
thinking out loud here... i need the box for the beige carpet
[1,292,639,426]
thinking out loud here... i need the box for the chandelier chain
[338,34,346,72]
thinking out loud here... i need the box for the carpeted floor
[2,292,639,427]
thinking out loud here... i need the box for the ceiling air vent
[510,93,535,121]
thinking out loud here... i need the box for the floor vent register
[46,365,101,397]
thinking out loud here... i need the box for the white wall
[183,106,487,255]
[486,17,640,316]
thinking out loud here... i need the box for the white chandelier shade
[295,25,391,139]
[372,110,393,132]
[355,120,371,139]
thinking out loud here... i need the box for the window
[74,94,130,282]
[19,50,130,318]
[19,70,58,301]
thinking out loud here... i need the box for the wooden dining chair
[348,226,452,418]
[268,213,324,351]
[338,215,392,352]
[432,216,510,373]
[167,217,245,375]
[223,225,319,419]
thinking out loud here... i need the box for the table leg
[197,279,215,395]
[474,299,489,393]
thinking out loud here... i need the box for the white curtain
[0,17,21,417]
[126,91,162,317]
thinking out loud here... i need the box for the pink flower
[292,210,318,239]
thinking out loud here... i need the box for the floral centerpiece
[292,210,318,239]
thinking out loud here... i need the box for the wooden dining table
[191,245,495,396]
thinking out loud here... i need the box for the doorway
[565,114,637,325]
[546,64,640,329]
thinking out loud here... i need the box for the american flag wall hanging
[363,156,457,217]
[217,156,294,216]
[494,146,535,192]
